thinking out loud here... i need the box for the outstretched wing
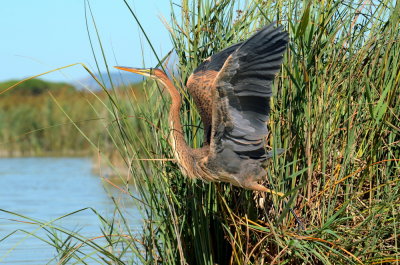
[186,43,242,143]
[210,24,288,161]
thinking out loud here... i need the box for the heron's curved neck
[160,77,192,159]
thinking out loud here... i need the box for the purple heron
[115,23,288,196]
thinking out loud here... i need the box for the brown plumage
[115,23,288,195]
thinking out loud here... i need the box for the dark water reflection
[0,157,141,264]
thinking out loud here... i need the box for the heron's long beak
[114,66,152,77]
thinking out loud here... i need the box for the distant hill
[0,78,75,96]
[74,72,144,90]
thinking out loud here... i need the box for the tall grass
[0,79,145,157]
[2,0,399,264]
[0,88,102,156]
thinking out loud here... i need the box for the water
[0,157,141,264]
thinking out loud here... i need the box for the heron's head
[114,66,168,82]
[114,66,177,97]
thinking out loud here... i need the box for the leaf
[296,2,311,39]
[375,102,388,123]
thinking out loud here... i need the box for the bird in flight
[115,23,288,196]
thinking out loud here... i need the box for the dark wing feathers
[210,24,288,160]
[186,42,243,144]
[191,42,243,74]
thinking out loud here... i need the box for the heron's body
[115,23,288,194]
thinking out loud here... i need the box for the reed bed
[1,0,399,264]
[117,0,399,264]
[0,80,103,156]
[0,79,144,157]
[116,1,399,264]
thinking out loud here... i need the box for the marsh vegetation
[1,0,399,264]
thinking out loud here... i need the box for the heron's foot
[289,208,304,231]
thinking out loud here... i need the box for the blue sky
[0,1,172,83]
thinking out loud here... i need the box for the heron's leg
[247,183,284,197]
[249,183,304,230]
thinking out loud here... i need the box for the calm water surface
[0,157,141,264]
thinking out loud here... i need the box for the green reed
[117,1,399,264]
